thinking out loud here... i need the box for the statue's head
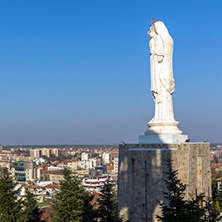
[148,19,170,39]
[151,18,158,25]
[153,21,169,36]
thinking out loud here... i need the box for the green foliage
[52,168,96,222]
[202,198,221,222]
[0,173,45,222]
[97,178,123,222]
[157,160,221,222]
[215,201,220,211]
[212,179,218,202]
[0,173,24,222]
[83,192,98,222]
[21,191,44,222]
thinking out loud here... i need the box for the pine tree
[0,173,24,222]
[202,198,221,222]
[211,179,218,202]
[156,160,221,222]
[21,191,44,222]
[156,160,197,222]
[52,168,96,222]
[82,192,97,222]
[97,177,123,222]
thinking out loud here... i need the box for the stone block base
[117,143,211,222]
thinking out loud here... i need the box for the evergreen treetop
[97,177,123,222]
[0,173,24,222]
[52,167,96,222]
[157,160,221,222]
[21,191,44,222]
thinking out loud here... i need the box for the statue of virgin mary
[146,19,182,135]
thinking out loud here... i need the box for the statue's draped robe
[149,21,175,122]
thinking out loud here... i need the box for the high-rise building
[102,153,111,165]
[114,157,118,174]
[13,161,38,181]
[30,148,60,159]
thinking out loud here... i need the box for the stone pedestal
[117,143,211,222]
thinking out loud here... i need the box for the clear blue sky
[0,0,221,145]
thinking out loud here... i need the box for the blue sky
[0,0,221,145]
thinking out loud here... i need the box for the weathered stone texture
[117,143,211,222]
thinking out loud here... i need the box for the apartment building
[13,161,40,181]
[30,148,60,159]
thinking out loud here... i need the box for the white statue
[145,19,182,135]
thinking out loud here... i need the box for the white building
[81,152,89,161]
[102,153,111,165]
[114,157,119,174]
[44,184,60,198]
[48,166,64,171]
[83,175,109,193]
[34,157,46,165]
[67,160,78,170]
[36,181,53,187]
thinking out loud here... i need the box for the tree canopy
[52,168,96,222]
[157,160,221,222]
[97,177,123,222]
[0,173,24,222]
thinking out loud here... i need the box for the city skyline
[0,1,222,145]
